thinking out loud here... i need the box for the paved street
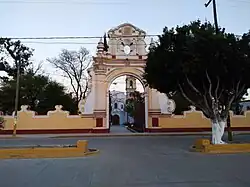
[0,135,250,187]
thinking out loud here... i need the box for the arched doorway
[107,72,148,132]
[112,114,120,126]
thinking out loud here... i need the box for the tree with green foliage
[144,20,250,144]
[0,38,77,115]
[0,72,77,115]
[125,91,144,118]
[172,92,191,115]
[125,99,135,118]
[0,38,33,78]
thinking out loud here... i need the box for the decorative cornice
[148,109,161,116]
[93,110,106,117]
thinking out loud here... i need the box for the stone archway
[79,23,176,132]
[105,68,149,130]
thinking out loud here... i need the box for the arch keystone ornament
[79,23,176,132]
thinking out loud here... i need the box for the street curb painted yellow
[0,140,99,159]
[191,139,250,154]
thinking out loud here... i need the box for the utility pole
[205,0,219,33]
[13,55,21,137]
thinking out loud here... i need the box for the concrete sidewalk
[0,132,213,139]
[0,130,249,139]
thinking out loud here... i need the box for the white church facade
[110,90,126,126]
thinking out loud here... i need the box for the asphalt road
[0,135,250,187]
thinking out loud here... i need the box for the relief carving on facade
[107,23,147,57]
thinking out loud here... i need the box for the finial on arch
[149,38,155,50]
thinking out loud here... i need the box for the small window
[121,104,123,109]
[114,103,118,109]
[129,80,133,88]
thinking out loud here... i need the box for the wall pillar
[93,74,108,130]
[144,90,149,129]
[148,88,161,116]
[94,110,106,128]
[94,74,107,111]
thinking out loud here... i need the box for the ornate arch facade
[80,23,175,131]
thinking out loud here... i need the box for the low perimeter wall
[1,105,250,134]
[0,105,107,134]
[147,107,250,132]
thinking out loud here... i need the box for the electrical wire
[21,41,157,46]
[2,0,250,5]
[6,34,160,40]
[0,0,127,5]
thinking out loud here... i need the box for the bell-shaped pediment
[108,23,146,37]
[107,23,147,57]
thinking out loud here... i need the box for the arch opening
[107,73,148,132]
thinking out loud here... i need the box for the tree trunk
[211,119,227,144]
[227,115,233,141]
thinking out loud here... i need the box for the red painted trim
[96,118,103,127]
[1,127,249,135]
[0,128,110,135]
[152,118,159,127]
[226,127,250,131]
[92,128,110,133]
[145,127,250,133]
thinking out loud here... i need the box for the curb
[0,140,99,159]
[50,132,212,139]
[1,131,250,139]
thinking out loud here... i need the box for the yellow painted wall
[1,105,250,132]
[230,111,250,128]
[1,105,95,131]
[157,110,250,129]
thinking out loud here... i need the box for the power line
[22,41,98,44]
[21,41,156,45]
[6,34,160,40]
[0,0,127,5]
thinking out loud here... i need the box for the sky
[1,0,250,92]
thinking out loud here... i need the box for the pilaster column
[93,74,107,128]
[144,91,149,128]
[148,88,161,115]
